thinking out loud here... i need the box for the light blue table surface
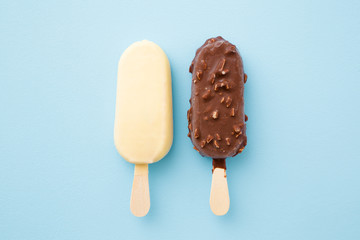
[1,0,360,239]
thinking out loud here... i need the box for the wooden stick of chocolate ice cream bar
[187,36,247,215]
[210,159,230,215]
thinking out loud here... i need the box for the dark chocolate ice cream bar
[187,36,247,160]
[187,36,248,215]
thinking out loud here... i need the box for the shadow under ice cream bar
[187,36,247,215]
[114,40,173,217]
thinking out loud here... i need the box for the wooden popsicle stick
[210,168,230,216]
[130,164,150,217]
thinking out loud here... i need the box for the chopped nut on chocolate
[238,146,245,153]
[196,70,203,80]
[214,82,222,91]
[201,60,207,70]
[234,124,242,133]
[225,45,236,54]
[225,96,232,107]
[230,108,235,116]
[204,116,209,121]
[210,73,215,84]
[189,61,194,73]
[214,40,224,48]
[187,132,191,137]
[220,97,225,103]
[188,123,192,131]
[225,138,231,146]
[212,110,219,119]
[194,128,200,138]
[214,80,230,91]
[216,58,226,71]
[215,69,230,78]
[206,134,214,143]
[202,89,211,100]
[245,114,248,121]
[221,69,229,75]
[200,140,206,148]
[215,133,221,140]
[213,140,220,148]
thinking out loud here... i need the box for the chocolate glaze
[212,159,226,172]
[187,36,247,161]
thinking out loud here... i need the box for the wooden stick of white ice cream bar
[114,40,173,217]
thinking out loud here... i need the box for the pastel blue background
[1,0,359,239]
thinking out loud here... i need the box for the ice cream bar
[187,36,247,215]
[114,40,173,217]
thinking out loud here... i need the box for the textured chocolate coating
[187,36,247,159]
